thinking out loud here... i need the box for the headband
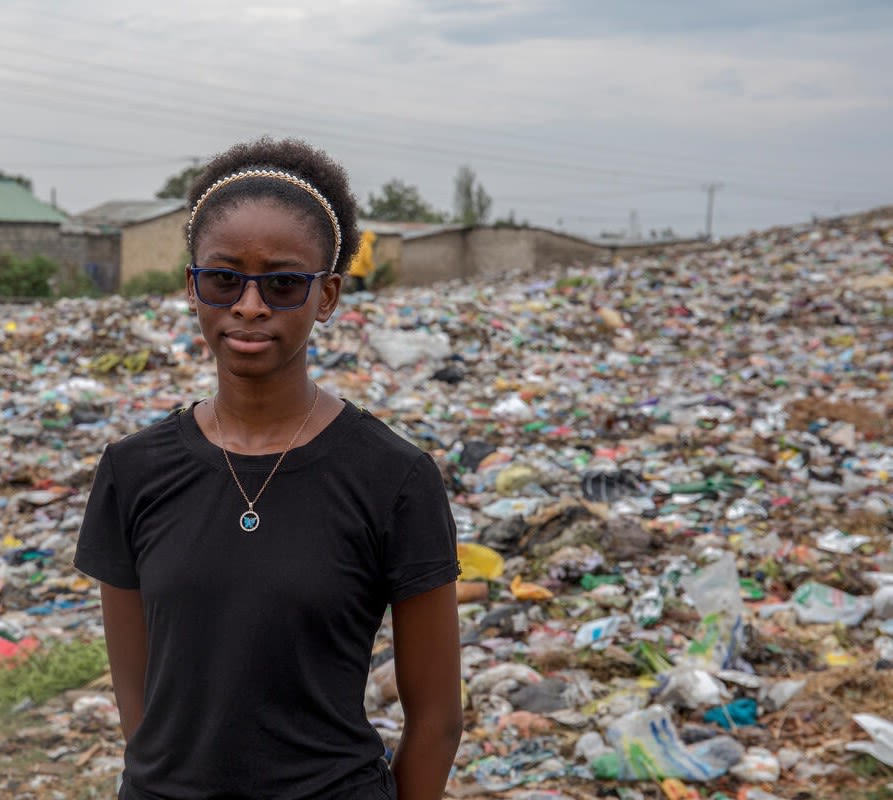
[187,168,342,273]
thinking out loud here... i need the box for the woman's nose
[231,278,272,317]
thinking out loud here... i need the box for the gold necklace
[211,383,320,532]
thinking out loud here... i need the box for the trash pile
[1,206,892,799]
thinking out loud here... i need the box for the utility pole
[703,183,723,241]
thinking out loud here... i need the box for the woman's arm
[390,581,463,800]
[100,583,148,742]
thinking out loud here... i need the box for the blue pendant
[240,509,260,532]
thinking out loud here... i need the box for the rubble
[1,207,892,798]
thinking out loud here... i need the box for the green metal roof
[0,179,67,224]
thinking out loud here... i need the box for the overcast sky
[2,0,892,240]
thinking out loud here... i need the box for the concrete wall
[372,233,402,276]
[0,223,70,267]
[467,227,537,277]
[78,233,121,292]
[120,209,189,287]
[533,229,615,269]
[0,223,121,291]
[399,229,470,286]
[397,226,708,286]
[400,227,614,286]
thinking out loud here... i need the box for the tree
[493,209,528,227]
[0,170,33,191]
[156,164,205,199]
[364,179,447,222]
[453,166,491,226]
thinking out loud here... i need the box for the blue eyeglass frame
[189,265,330,310]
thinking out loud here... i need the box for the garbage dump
[1,206,892,798]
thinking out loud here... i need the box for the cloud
[1,0,890,237]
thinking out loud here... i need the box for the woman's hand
[390,581,463,800]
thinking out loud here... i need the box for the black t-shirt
[75,401,459,800]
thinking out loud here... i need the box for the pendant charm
[240,509,260,532]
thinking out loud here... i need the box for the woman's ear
[185,264,198,312]
[315,273,343,323]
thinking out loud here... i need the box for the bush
[122,266,184,297]
[369,260,396,290]
[0,252,58,298]
[54,267,103,299]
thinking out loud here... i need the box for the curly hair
[186,137,360,275]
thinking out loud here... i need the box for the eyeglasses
[189,266,329,310]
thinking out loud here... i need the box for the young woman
[75,138,463,799]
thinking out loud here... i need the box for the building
[359,220,704,287]
[0,177,69,266]
[71,199,189,292]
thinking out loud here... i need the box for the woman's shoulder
[342,402,427,461]
[105,404,192,457]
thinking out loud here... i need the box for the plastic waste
[816,527,871,554]
[481,497,544,520]
[602,705,743,781]
[680,553,744,669]
[846,713,893,766]
[574,730,611,762]
[510,575,554,601]
[655,668,730,709]
[467,663,543,695]
[873,586,893,620]
[790,581,872,626]
[457,542,505,581]
[581,469,644,502]
[759,678,806,712]
[366,328,451,369]
[729,747,780,782]
[703,698,758,729]
[496,465,541,494]
[573,615,626,650]
[631,585,664,627]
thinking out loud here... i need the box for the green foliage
[364,179,447,223]
[453,165,492,226]
[156,164,205,199]
[369,260,396,290]
[0,252,58,297]
[122,266,184,297]
[851,754,893,780]
[54,267,103,299]
[0,639,108,712]
[493,210,528,227]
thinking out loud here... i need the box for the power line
[0,22,885,191]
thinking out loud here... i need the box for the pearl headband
[187,169,342,273]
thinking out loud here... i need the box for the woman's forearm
[392,716,463,800]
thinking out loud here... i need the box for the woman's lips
[224,330,274,354]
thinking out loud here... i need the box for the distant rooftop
[358,219,460,237]
[0,178,68,224]
[74,198,187,230]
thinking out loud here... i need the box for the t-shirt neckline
[178,399,360,473]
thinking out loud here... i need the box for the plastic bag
[679,553,744,669]
[367,328,451,369]
[790,581,872,626]
[603,705,741,781]
[457,542,504,581]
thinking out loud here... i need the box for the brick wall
[120,210,189,288]
[0,223,120,291]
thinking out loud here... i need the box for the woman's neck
[210,375,319,454]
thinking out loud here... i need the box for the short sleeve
[382,453,460,604]
[74,446,140,589]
